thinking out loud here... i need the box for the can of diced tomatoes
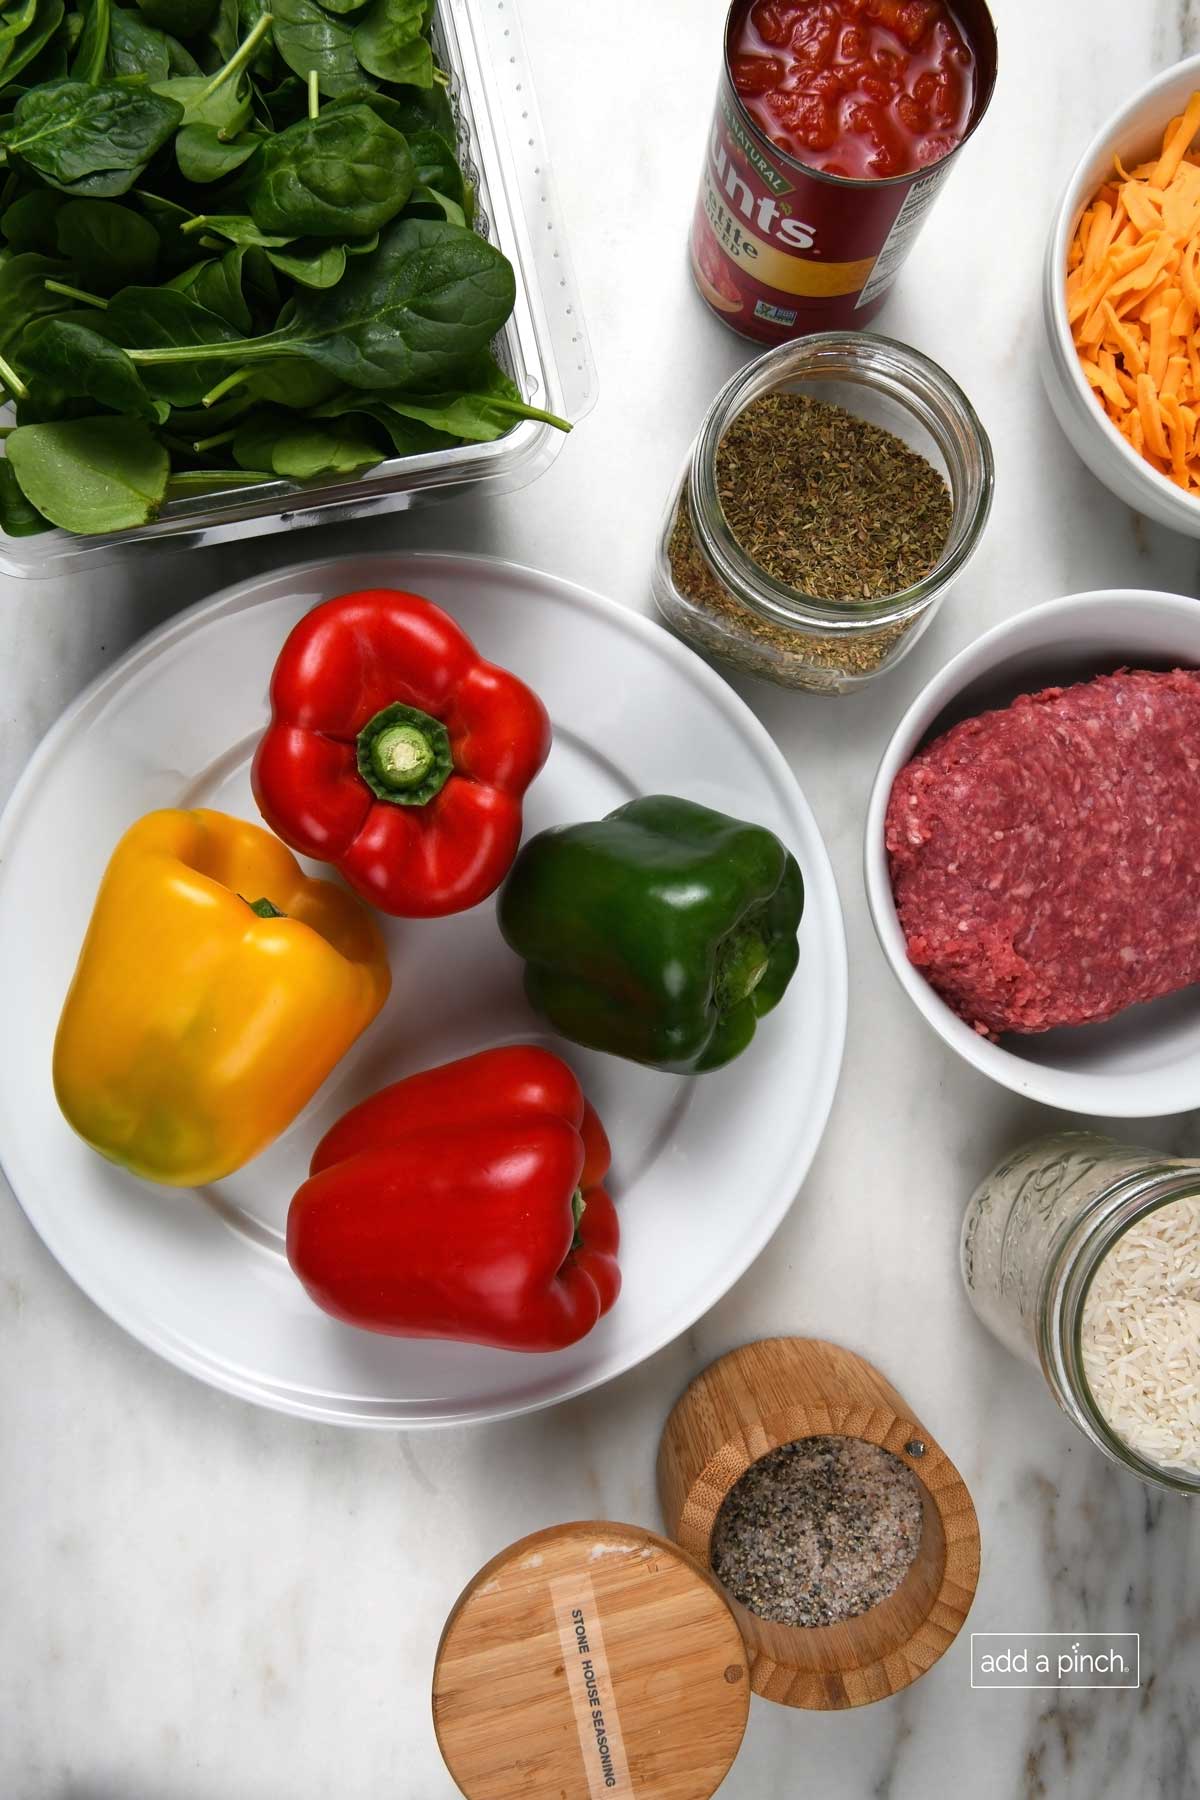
[691,0,997,341]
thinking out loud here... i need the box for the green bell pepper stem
[242,895,286,918]
[715,925,770,1009]
[356,702,453,807]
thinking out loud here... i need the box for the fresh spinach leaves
[6,412,169,530]
[353,0,430,87]
[269,0,359,97]
[55,197,160,289]
[0,0,562,539]
[2,81,183,193]
[232,406,384,477]
[20,314,169,419]
[125,217,515,390]
[245,103,414,239]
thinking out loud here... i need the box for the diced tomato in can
[689,0,997,342]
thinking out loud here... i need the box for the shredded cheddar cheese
[1068,92,1200,492]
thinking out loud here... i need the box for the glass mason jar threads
[651,333,993,694]
[962,1131,1200,1496]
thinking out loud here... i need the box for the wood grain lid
[432,1520,751,1800]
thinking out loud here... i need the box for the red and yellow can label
[692,74,953,341]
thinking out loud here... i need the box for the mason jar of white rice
[961,1132,1200,1496]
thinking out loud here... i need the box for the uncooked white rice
[1081,1196,1200,1476]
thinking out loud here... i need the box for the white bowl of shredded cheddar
[1043,55,1200,534]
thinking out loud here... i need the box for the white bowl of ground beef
[864,590,1200,1116]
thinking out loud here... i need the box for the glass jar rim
[686,331,995,635]
[1038,1164,1200,1497]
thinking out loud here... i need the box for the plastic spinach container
[0,0,594,577]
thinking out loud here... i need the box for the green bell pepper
[498,795,804,1074]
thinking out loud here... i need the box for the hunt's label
[690,0,996,342]
[692,69,918,340]
[549,1573,634,1799]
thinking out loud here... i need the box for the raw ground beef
[885,669,1200,1037]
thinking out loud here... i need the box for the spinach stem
[192,426,239,451]
[433,66,449,88]
[130,337,281,368]
[184,216,223,237]
[44,278,108,310]
[307,68,319,119]
[198,11,274,102]
[166,469,273,494]
[494,398,572,432]
[0,351,28,401]
[201,368,252,407]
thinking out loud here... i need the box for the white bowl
[1041,55,1200,536]
[864,590,1200,1116]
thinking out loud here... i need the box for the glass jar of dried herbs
[652,333,994,694]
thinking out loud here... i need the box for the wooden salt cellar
[431,1338,982,1796]
[433,1520,751,1800]
[657,1337,981,1711]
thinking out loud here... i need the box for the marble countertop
[3,1,1200,1795]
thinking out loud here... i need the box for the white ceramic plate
[864,589,1200,1116]
[0,554,846,1427]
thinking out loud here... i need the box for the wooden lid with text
[432,1520,751,1800]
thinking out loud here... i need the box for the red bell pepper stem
[355,701,454,807]
[252,589,552,917]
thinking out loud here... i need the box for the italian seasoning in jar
[962,1131,1200,1495]
[652,333,993,694]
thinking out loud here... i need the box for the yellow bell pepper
[53,809,391,1187]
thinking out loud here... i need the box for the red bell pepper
[286,1045,620,1352]
[252,589,551,917]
